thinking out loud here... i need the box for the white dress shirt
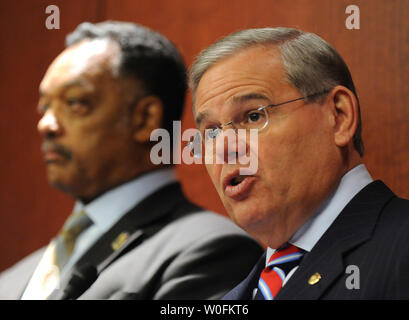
[265,164,373,286]
[22,168,177,299]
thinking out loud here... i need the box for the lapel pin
[308,272,322,285]
[111,232,129,251]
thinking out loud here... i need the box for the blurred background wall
[0,0,408,271]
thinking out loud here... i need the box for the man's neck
[77,165,173,204]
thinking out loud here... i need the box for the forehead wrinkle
[196,46,286,108]
[231,92,271,105]
[196,78,274,115]
[195,92,268,127]
[199,74,271,101]
[195,82,275,129]
[195,47,286,126]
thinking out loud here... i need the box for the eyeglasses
[187,90,330,158]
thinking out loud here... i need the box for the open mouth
[230,175,246,186]
[223,170,256,200]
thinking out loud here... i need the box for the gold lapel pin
[111,232,129,251]
[308,272,322,285]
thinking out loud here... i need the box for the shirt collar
[266,164,373,263]
[73,168,177,232]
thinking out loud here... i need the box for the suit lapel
[276,180,395,300]
[223,252,266,300]
[49,182,192,299]
[81,182,187,268]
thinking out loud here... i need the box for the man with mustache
[189,27,409,299]
[0,21,262,300]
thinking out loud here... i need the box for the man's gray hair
[189,27,364,156]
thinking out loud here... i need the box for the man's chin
[227,194,274,227]
[46,170,78,197]
[49,179,74,195]
[227,201,264,230]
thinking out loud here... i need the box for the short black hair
[66,21,187,135]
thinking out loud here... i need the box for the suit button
[308,273,321,285]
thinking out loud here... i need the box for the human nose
[37,109,62,137]
[214,128,248,165]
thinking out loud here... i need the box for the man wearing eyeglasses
[189,27,409,299]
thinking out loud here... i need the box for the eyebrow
[231,93,271,105]
[195,93,272,126]
[39,79,94,96]
[195,110,209,126]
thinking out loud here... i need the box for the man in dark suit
[188,27,409,299]
[0,21,263,300]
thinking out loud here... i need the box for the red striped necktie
[255,244,304,300]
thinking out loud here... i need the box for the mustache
[41,140,72,160]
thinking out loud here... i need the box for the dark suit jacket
[223,180,409,300]
[0,183,263,299]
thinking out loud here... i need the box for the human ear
[131,96,163,144]
[328,86,359,148]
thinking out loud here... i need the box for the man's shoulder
[0,247,45,277]
[346,186,409,266]
[0,247,45,299]
[81,208,263,299]
[349,179,409,228]
[375,193,409,239]
[383,193,409,214]
[348,181,409,244]
[154,186,256,241]
[158,208,258,246]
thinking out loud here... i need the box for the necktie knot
[266,244,303,269]
[61,210,92,246]
[256,244,304,300]
[55,210,92,270]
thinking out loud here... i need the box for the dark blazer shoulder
[222,180,409,300]
[279,180,409,299]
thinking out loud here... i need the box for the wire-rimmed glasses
[187,90,330,158]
